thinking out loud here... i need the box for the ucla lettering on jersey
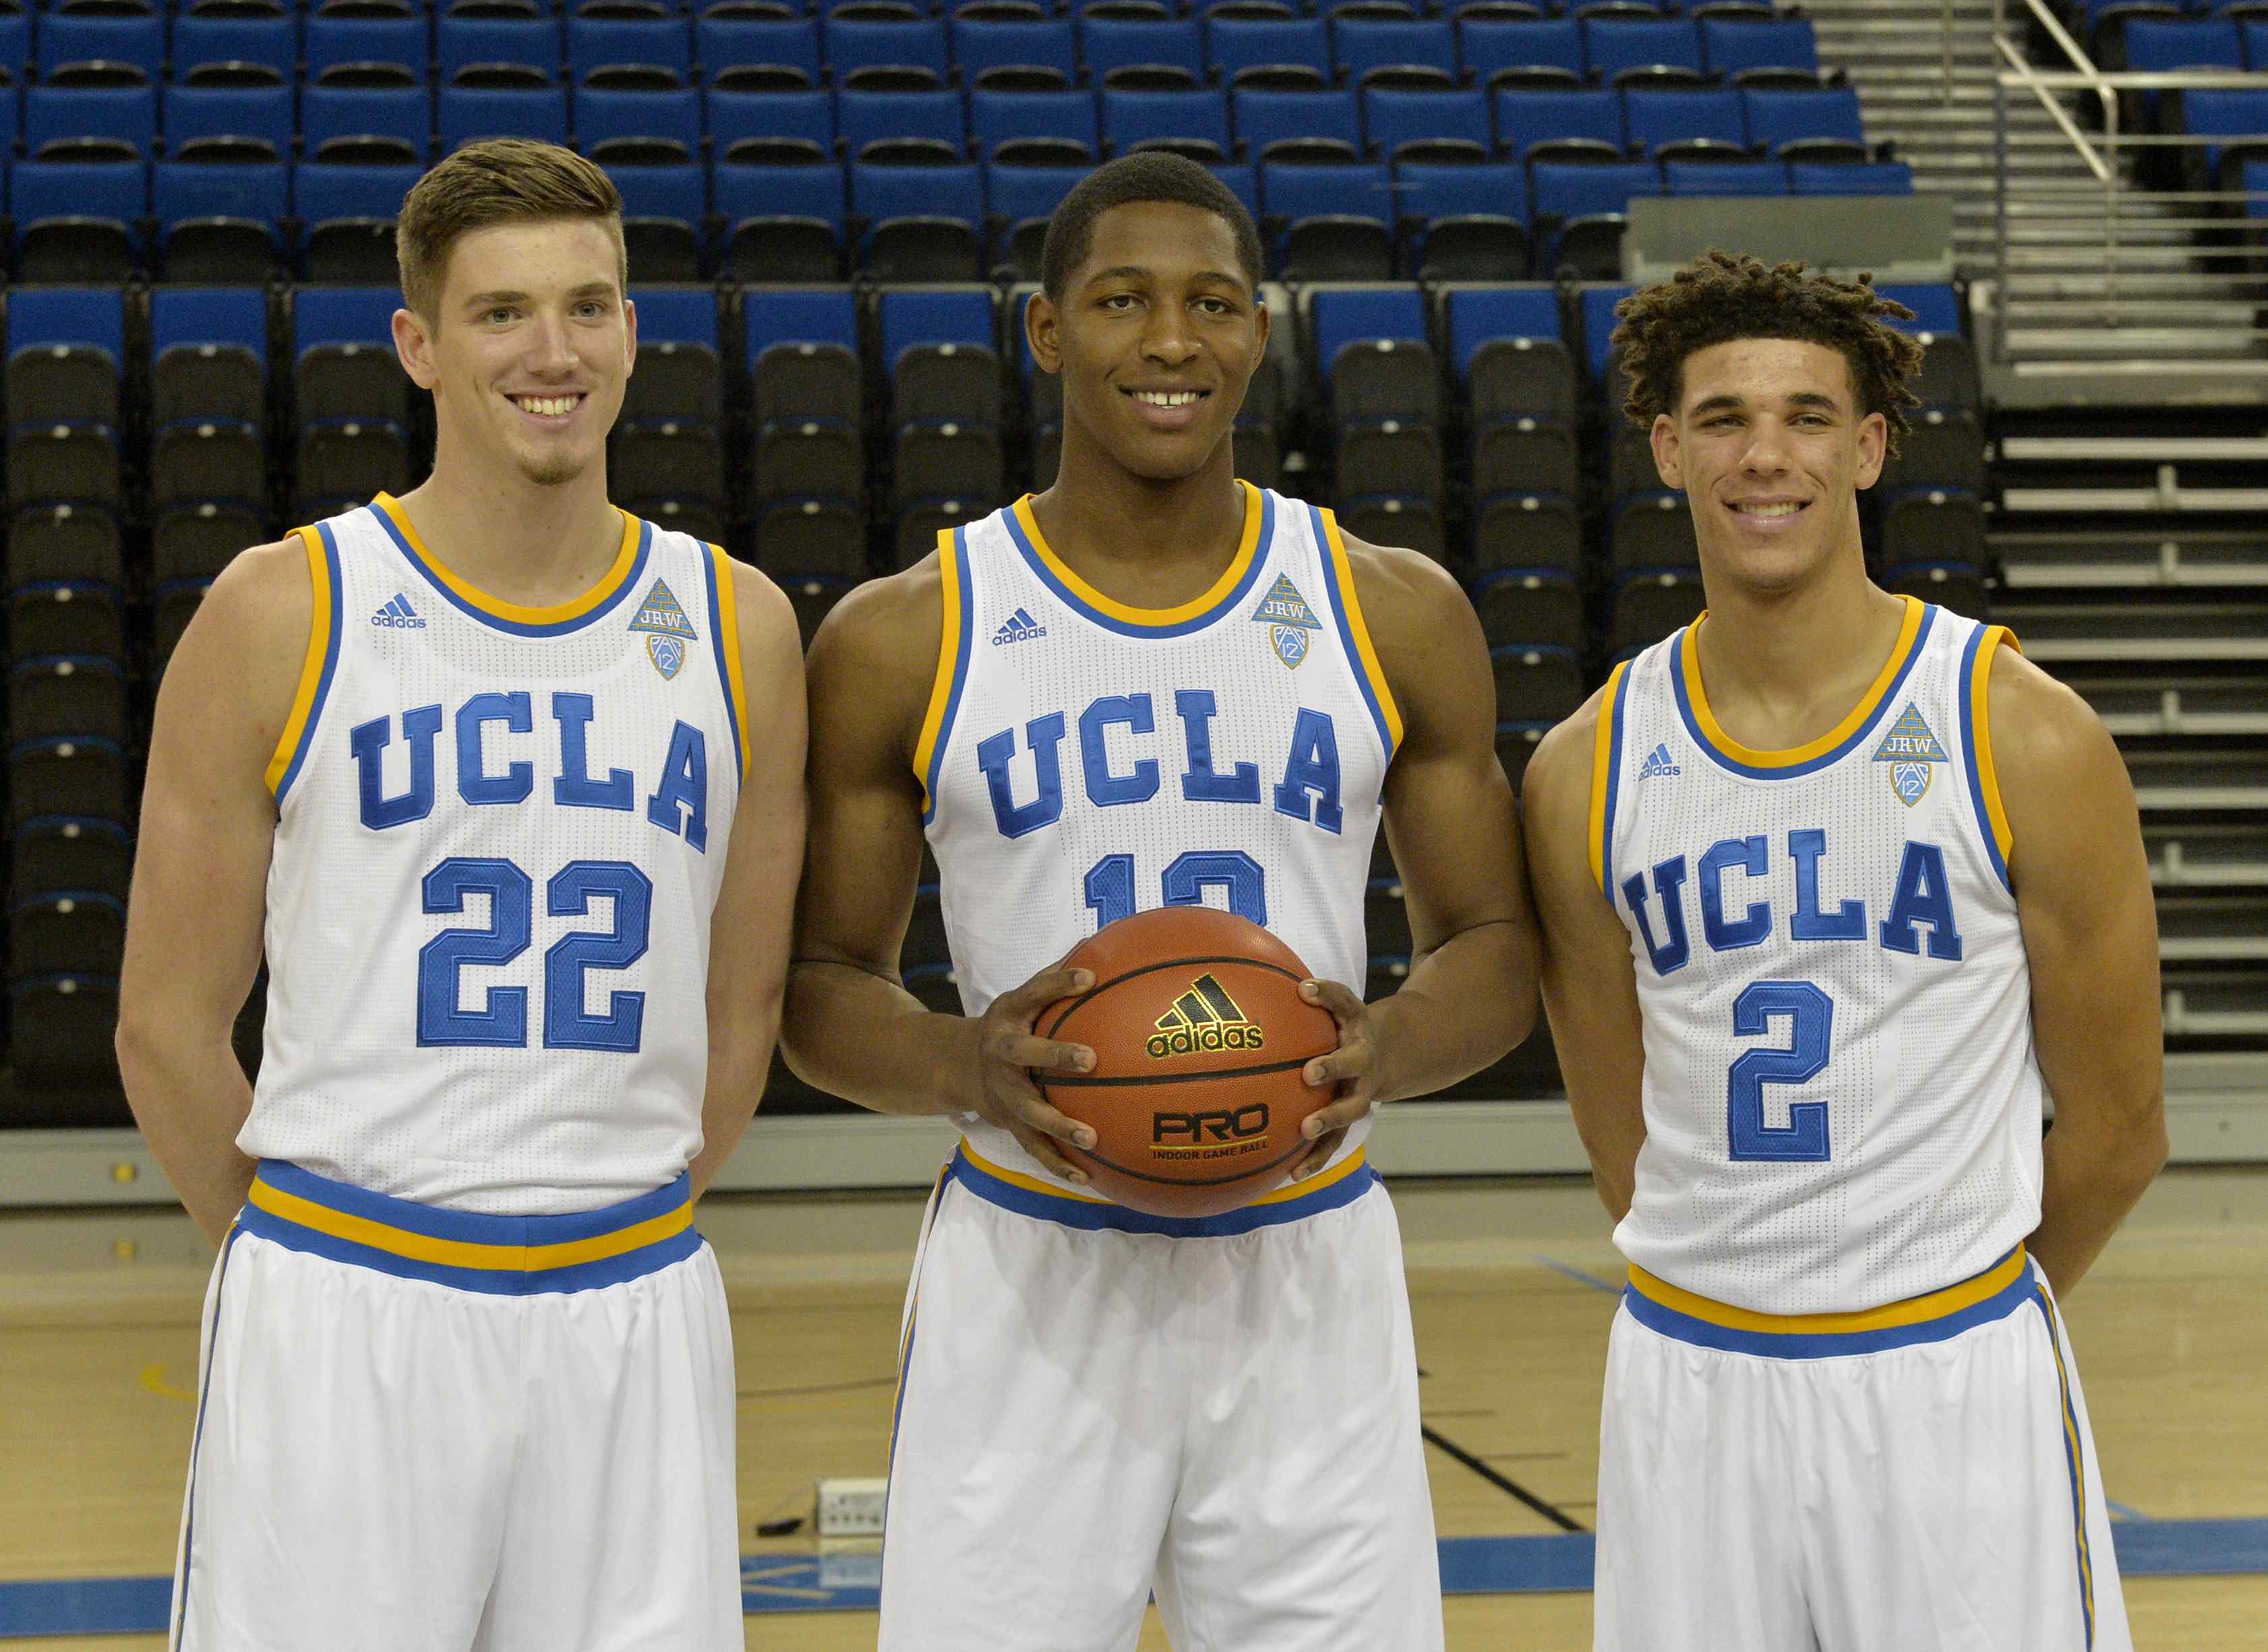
[918,483,1400,1196]
[1594,596,2042,1314]
[240,494,752,1214]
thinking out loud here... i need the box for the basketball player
[1522,252,2166,1649]
[116,140,804,1649]
[781,153,1538,1649]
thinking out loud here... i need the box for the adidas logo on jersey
[371,594,426,630]
[991,607,1046,646]
[1147,972,1265,1059]
[1637,742,1681,780]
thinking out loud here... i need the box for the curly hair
[1611,250,1927,456]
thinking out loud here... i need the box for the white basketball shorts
[169,1161,742,1652]
[877,1142,1443,1652]
[1594,1247,2130,1652]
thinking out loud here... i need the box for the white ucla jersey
[919,483,1399,1192]
[1595,595,2043,1313]
[237,494,752,1213]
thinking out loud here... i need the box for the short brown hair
[1611,249,1926,456]
[396,139,626,320]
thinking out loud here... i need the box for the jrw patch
[628,577,698,679]
[1871,702,1948,806]
[1250,572,1320,669]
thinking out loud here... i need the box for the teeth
[1134,390,1200,407]
[1736,501,1804,517]
[514,395,579,417]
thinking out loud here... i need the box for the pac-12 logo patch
[627,577,698,679]
[1249,572,1320,669]
[1870,702,1949,806]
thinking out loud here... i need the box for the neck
[1693,525,1905,712]
[392,428,622,605]
[1028,425,1248,605]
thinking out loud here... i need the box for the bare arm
[1991,646,2168,1295]
[777,561,1097,1176]
[1521,687,1648,1223]
[688,559,807,1200]
[117,540,311,1245]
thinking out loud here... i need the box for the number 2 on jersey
[418,857,651,1051]
[1726,980,1833,1162]
[1083,851,1267,928]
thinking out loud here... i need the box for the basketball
[1035,906,1341,1218]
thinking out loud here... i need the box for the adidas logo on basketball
[371,593,426,630]
[1146,971,1266,1060]
[1637,742,1681,780]
[991,607,1046,646]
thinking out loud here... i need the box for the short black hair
[1039,153,1265,300]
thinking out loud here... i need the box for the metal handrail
[1992,0,2121,361]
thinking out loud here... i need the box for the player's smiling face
[1029,200,1267,482]
[1650,337,1884,594]
[400,216,636,489]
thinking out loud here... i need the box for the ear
[1649,410,1683,490]
[1025,288,1063,375]
[1252,290,1272,355]
[622,293,638,377]
[393,306,438,392]
[1854,409,1888,491]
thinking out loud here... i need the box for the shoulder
[715,549,800,662]
[1524,679,1613,836]
[196,535,317,663]
[804,553,947,744]
[1983,637,2118,783]
[1337,529,1471,652]
[153,536,316,758]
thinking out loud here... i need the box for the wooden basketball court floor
[4,1164,2265,1650]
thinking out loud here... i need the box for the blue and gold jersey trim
[1588,658,1634,903]
[703,541,753,785]
[913,524,976,824]
[265,522,344,803]
[370,493,651,638]
[1959,621,2022,892]
[1309,506,1406,764]
[949,1140,1374,1237]
[1623,1245,2032,1359]
[1672,595,1934,780]
[2031,1284,2098,1647]
[1005,480,1272,639]
[237,1161,701,1295]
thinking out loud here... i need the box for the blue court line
[2106,1497,2150,1521]
[8,1522,2263,1631]
[1534,1254,1620,1293]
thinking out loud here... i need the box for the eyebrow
[1689,390,1843,416]
[461,282,618,309]
[1084,266,1249,293]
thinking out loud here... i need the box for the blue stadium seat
[696,13,821,88]
[716,160,847,281]
[744,287,860,361]
[969,87,1100,163]
[1234,86,1362,161]
[1791,160,1911,195]
[2245,20,2268,69]
[438,84,572,152]
[9,160,144,282]
[630,286,719,352]
[986,162,1080,277]
[294,285,400,354]
[1447,284,1561,373]
[0,8,28,82]
[24,84,156,160]
[1310,284,1429,394]
[1208,158,1261,218]
[706,86,835,163]
[294,160,422,280]
[612,162,709,280]
[1397,158,1529,278]
[305,11,429,84]
[1582,17,1702,84]
[2175,87,2268,185]
[1530,162,1656,279]
[1662,157,1784,195]
[823,15,950,87]
[1699,16,1820,80]
[1260,159,1395,279]
[173,11,300,84]
[1458,16,1585,86]
[0,80,18,148]
[437,13,562,85]
[153,159,289,282]
[36,10,165,82]
[1365,86,1492,161]
[837,86,968,161]
[1623,86,1749,156]
[879,286,995,375]
[1872,284,1963,337]
[1741,86,1868,159]
[1207,16,1331,86]
[568,13,694,84]
[1334,18,1458,86]
[1578,281,1634,381]
[8,288,127,380]
[951,15,1079,88]
[576,84,703,163]
[1495,86,1623,160]
[850,159,986,279]
[301,84,431,165]
[1102,86,1232,158]
[162,83,297,162]
[1078,15,1205,87]
[151,286,267,366]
